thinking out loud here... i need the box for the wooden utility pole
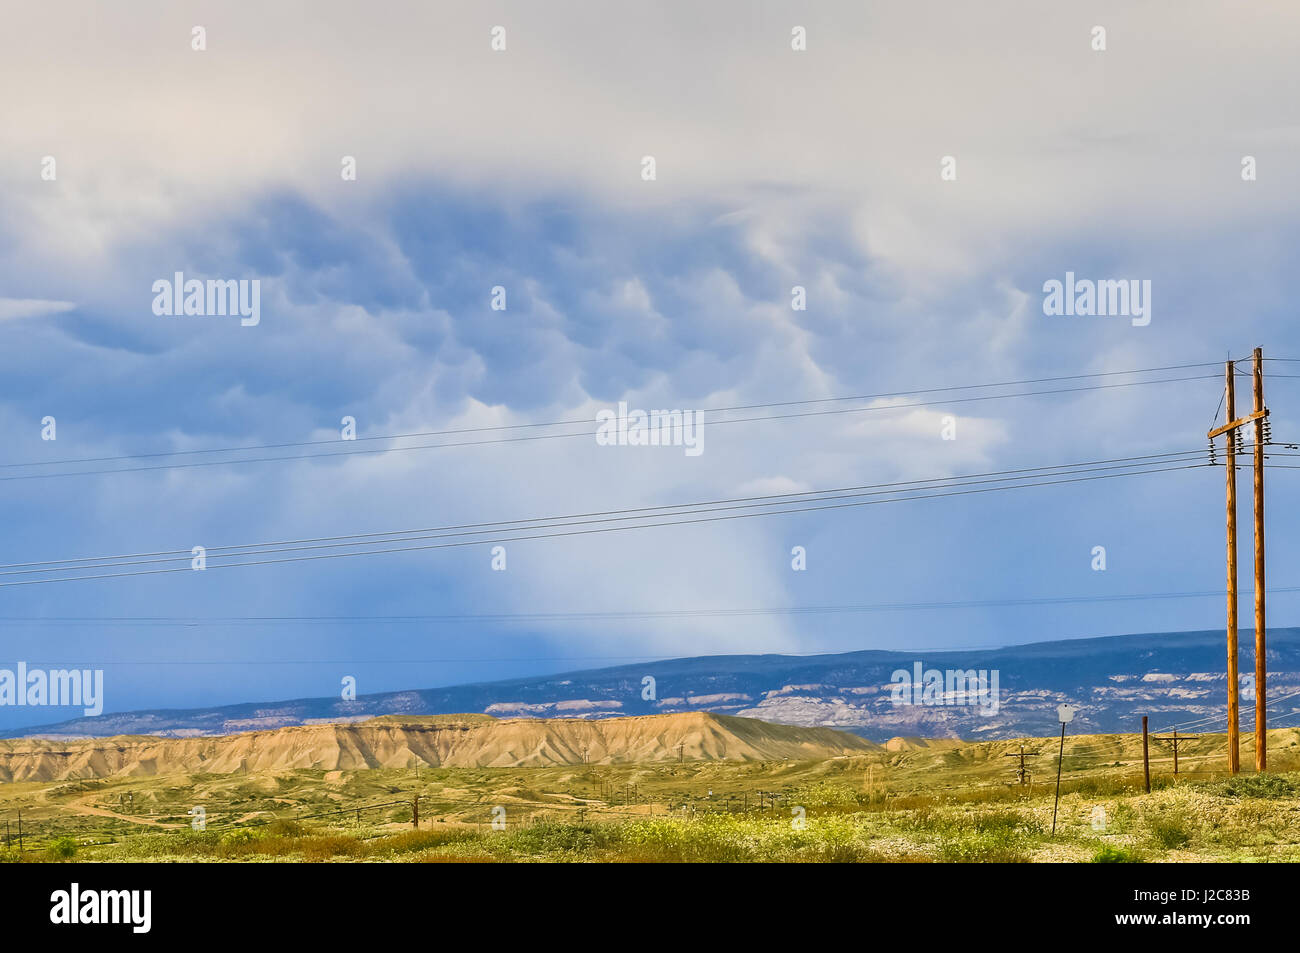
[1211,361,1241,774]
[1004,745,1039,784]
[1142,716,1151,793]
[1207,351,1270,775]
[1153,730,1183,775]
[412,795,420,828]
[1224,361,1241,776]
[1252,347,1268,772]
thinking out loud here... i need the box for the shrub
[298,836,365,862]
[375,828,481,855]
[1211,774,1297,799]
[936,825,1033,863]
[789,782,867,810]
[262,819,306,838]
[1147,817,1192,850]
[967,809,1041,835]
[46,837,77,860]
[1092,844,1143,863]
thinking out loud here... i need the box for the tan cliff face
[0,712,878,782]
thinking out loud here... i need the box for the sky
[2,1,1300,729]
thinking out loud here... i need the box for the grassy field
[4,727,1300,862]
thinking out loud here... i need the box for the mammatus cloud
[1,3,1298,726]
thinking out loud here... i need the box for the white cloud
[0,298,75,321]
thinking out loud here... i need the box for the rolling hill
[0,712,879,782]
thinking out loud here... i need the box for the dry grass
[10,732,1300,863]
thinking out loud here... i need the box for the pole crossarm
[1208,408,1268,440]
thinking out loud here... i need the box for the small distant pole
[1142,716,1151,794]
[1004,744,1039,785]
[1153,729,1182,776]
[17,811,22,852]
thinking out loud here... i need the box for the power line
[0,452,1214,577]
[2,363,1223,467]
[0,463,1211,586]
[1148,686,1300,736]
[9,583,1300,625]
[0,459,1209,588]
[0,372,1219,482]
[0,448,1216,572]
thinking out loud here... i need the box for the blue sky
[2,2,1299,729]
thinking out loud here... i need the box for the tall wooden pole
[1225,360,1241,775]
[1253,347,1267,772]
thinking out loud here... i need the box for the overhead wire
[0,457,1211,587]
[0,371,1221,482]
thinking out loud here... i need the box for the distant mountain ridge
[7,628,1297,742]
